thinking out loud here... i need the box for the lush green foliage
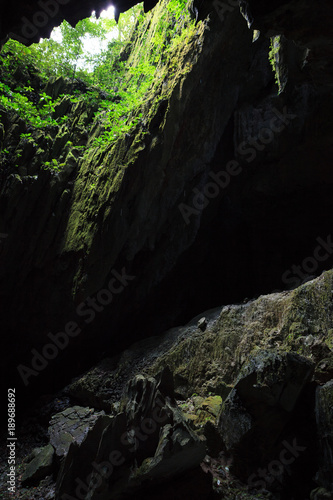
[87,0,197,147]
[0,0,198,170]
[269,35,282,91]
[29,6,142,82]
[0,81,56,128]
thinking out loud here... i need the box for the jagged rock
[315,355,333,384]
[65,331,184,410]
[51,129,70,157]
[49,405,104,459]
[21,443,54,486]
[1,1,333,496]
[56,374,206,499]
[206,378,233,400]
[218,390,252,452]
[310,487,333,500]
[315,380,333,491]
[217,350,314,480]
[53,95,72,119]
[181,395,223,430]
[198,317,207,331]
[0,122,4,145]
[65,272,333,411]
[202,419,225,458]
[44,76,69,100]
[2,0,333,426]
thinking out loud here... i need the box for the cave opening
[1,0,207,403]
[2,0,333,403]
[1,1,333,499]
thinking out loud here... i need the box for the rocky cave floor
[1,270,333,500]
[0,396,70,500]
[0,392,274,500]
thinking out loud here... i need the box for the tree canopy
[0,0,197,153]
[27,4,143,84]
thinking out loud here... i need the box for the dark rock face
[218,351,314,480]
[21,443,54,486]
[1,2,255,400]
[1,5,332,367]
[1,0,333,495]
[241,0,333,47]
[64,270,333,410]
[15,272,333,498]
[315,381,333,491]
[56,374,206,499]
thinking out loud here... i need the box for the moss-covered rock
[67,271,333,410]
[180,394,223,429]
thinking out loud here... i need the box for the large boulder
[218,350,314,480]
[56,373,206,499]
